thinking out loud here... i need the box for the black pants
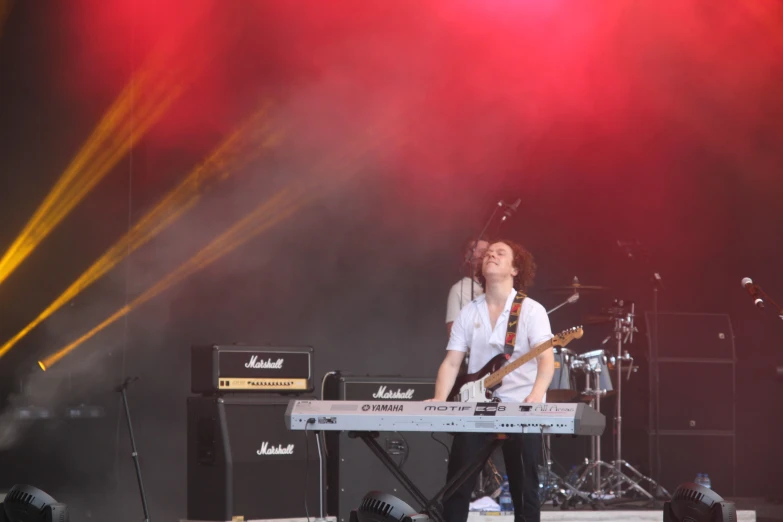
[442,433,542,522]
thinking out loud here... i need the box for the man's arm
[445,283,461,335]
[432,350,465,401]
[433,303,469,401]
[524,345,555,403]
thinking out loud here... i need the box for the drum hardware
[563,300,663,505]
[547,292,580,315]
[548,347,579,403]
[559,372,612,508]
[607,302,670,499]
[538,434,593,507]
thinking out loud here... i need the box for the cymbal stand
[607,304,668,499]
[538,435,591,507]
[546,292,580,316]
[562,369,612,507]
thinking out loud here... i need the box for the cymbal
[545,283,609,293]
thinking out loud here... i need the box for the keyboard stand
[350,432,507,522]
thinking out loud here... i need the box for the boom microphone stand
[464,200,519,299]
[750,282,783,321]
[115,377,151,522]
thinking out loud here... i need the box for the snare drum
[576,349,614,394]
[547,347,578,402]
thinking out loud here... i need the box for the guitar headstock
[552,326,584,347]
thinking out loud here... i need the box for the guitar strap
[503,291,527,356]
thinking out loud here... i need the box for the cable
[399,432,409,470]
[320,372,336,459]
[305,420,314,522]
[388,432,409,470]
[430,432,451,458]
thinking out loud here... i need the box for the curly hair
[475,240,537,292]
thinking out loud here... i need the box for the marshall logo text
[257,442,295,456]
[372,386,415,400]
[245,355,284,370]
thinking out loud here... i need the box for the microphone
[741,277,765,309]
[500,199,521,222]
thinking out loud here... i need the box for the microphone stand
[464,200,520,299]
[115,377,151,522]
[464,201,505,300]
[755,286,783,321]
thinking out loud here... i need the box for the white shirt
[446,289,553,402]
[446,277,484,323]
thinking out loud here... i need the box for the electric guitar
[448,326,584,402]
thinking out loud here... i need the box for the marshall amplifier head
[322,373,435,401]
[191,344,313,395]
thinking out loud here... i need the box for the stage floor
[177,497,783,522]
[181,514,757,522]
[472,510,757,522]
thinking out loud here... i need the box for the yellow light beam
[40,114,406,369]
[0,104,277,360]
[0,39,198,286]
[40,185,311,369]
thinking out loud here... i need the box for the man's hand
[523,392,545,403]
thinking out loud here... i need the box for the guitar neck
[484,338,555,388]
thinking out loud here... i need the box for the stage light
[663,482,736,522]
[0,484,68,522]
[351,491,429,522]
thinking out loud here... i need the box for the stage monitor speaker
[323,374,448,522]
[187,395,320,521]
[646,312,735,360]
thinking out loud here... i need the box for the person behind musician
[431,240,555,522]
[446,238,490,336]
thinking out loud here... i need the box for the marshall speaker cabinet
[191,344,313,394]
[323,374,448,522]
[187,395,321,521]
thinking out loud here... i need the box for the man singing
[431,240,555,522]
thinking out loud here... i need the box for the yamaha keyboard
[285,400,604,436]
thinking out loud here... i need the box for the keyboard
[285,400,605,436]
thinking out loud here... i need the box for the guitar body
[445,327,584,403]
[448,354,509,402]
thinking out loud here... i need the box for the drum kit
[536,278,670,507]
